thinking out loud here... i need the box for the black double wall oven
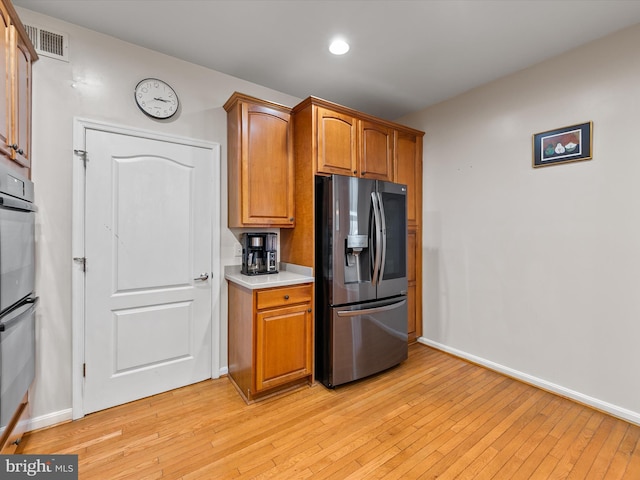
[0,164,37,434]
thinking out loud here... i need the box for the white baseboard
[27,408,73,433]
[218,366,228,377]
[418,337,640,426]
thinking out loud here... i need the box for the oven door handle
[0,297,38,332]
[0,193,37,212]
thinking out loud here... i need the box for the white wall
[399,24,640,423]
[17,7,301,427]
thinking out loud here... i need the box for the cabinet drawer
[256,284,312,310]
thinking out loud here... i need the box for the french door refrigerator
[315,174,408,388]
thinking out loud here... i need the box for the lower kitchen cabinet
[227,281,313,403]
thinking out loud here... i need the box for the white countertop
[224,263,314,290]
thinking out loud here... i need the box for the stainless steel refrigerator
[315,174,408,388]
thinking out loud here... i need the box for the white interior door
[82,127,214,414]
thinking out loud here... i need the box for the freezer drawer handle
[336,299,407,317]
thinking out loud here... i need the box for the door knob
[194,273,209,282]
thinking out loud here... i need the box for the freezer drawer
[328,297,408,387]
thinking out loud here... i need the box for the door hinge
[73,149,87,167]
[73,257,86,272]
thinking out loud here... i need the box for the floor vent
[23,23,69,62]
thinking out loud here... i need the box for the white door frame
[71,117,221,420]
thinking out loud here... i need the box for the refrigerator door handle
[377,192,387,283]
[370,192,382,285]
[336,299,407,317]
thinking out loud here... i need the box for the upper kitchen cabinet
[316,106,358,176]
[359,120,394,181]
[224,92,295,228]
[293,97,398,182]
[0,0,37,177]
[395,130,423,227]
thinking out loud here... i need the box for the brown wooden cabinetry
[297,98,394,181]
[224,92,294,228]
[395,130,423,342]
[227,94,424,346]
[316,106,358,176]
[395,131,422,227]
[0,0,36,177]
[359,120,393,181]
[228,281,313,403]
[406,228,421,343]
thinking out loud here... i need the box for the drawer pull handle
[284,295,290,300]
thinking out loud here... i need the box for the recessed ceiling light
[329,39,350,55]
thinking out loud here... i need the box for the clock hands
[135,78,179,118]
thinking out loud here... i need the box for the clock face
[134,78,179,119]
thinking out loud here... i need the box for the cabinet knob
[289,217,294,222]
[353,170,357,175]
[361,171,366,175]
[307,308,312,313]
[9,144,24,155]
[284,295,289,300]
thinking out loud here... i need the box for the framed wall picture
[532,122,593,168]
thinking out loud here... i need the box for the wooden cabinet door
[398,129,423,343]
[0,4,12,160]
[0,4,34,172]
[395,131,422,227]
[11,28,32,168]
[407,228,418,342]
[255,302,313,392]
[316,106,357,176]
[241,102,294,226]
[359,120,393,181]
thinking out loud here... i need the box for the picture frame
[532,121,593,168]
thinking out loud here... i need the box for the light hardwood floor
[19,344,640,479]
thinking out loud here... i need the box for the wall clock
[134,78,179,119]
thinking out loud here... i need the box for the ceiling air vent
[23,23,69,62]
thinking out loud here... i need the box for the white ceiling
[13,0,640,120]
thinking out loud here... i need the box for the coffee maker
[241,233,278,275]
